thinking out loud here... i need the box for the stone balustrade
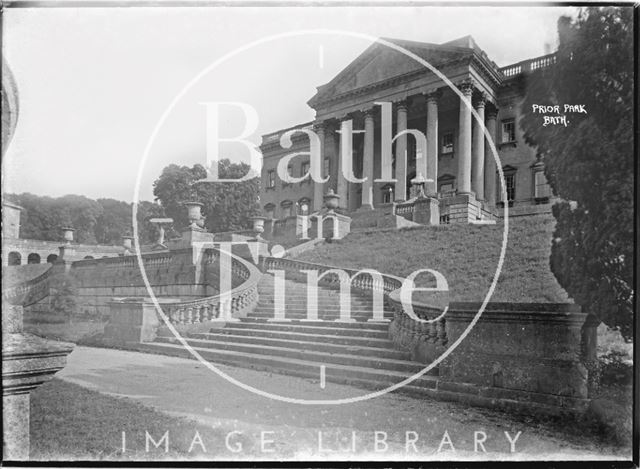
[104,246,262,342]
[260,255,595,415]
[3,266,53,306]
[394,200,415,219]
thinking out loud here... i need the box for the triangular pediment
[308,38,474,109]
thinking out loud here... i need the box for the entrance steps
[144,272,437,393]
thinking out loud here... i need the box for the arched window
[27,253,41,264]
[8,252,21,266]
[298,198,310,215]
[46,254,58,263]
[280,200,293,218]
[264,203,275,219]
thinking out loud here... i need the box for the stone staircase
[145,273,438,393]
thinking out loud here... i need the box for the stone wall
[3,237,123,266]
[26,248,236,319]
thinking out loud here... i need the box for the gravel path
[56,346,628,461]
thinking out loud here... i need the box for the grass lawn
[30,378,257,461]
[23,311,105,344]
[296,213,570,303]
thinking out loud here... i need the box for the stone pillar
[313,122,326,212]
[457,83,474,195]
[425,91,439,196]
[484,110,498,206]
[337,119,350,209]
[361,109,375,209]
[471,94,486,200]
[395,101,408,201]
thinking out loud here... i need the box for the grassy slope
[30,378,257,460]
[296,213,570,303]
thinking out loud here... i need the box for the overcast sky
[3,4,578,202]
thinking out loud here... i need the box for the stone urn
[323,189,340,212]
[184,201,204,229]
[250,216,267,240]
[61,227,75,244]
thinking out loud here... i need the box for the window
[438,175,456,197]
[534,170,551,201]
[505,174,516,201]
[267,170,276,189]
[282,165,293,187]
[301,161,310,181]
[441,132,454,154]
[281,200,293,218]
[298,198,310,215]
[381,185,394,204]
[264,203,275,219]
[501,119,516,143]
[497,166,517,205]
[323,158,331,178]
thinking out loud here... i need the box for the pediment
[309,39,473,109]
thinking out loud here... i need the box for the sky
[2,4,579,202]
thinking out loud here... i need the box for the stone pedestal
[58,244,76,261]
[439,303,593,403]
[445,193,482,223]
[412,197,440,225]
[104,297,182,345]
[2,305,74,460]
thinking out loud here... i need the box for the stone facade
[2,202,126,266]
[259,36,556,224]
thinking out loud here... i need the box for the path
[56,346,626,461]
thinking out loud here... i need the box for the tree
[152,160,260,233]
[520,7,633,339]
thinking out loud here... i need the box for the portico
[260,35,557,225]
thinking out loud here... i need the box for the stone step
[228,319,390,338]
[247,312,393,322]
[251,306,392,315]
[142,342,438,390]
[154,336,422,372]
[186,332,410,360]
[191,326,395,349]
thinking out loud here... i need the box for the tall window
[323,157,331,178]
[264,203,275,219]
[282,165,293,187]
[534,170,551,200]
[381,185,394,204]
[505,173,516,201]
[441,131,454,154]
[267,170,276,189]
[301,161,310,179]
[501,119,516,143]
[281,200,293,218]
[497,167,517,204]
[298,198,310,215]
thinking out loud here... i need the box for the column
[471,94,486,200]
[484,109,498,206]
[395,101,408,201]
[425,91,439,196]
[337,118,349,209]
[313,122,325,212]
[361,109,375,209]
[456,82,473,195]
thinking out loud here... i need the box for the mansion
[259,36,555,225]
